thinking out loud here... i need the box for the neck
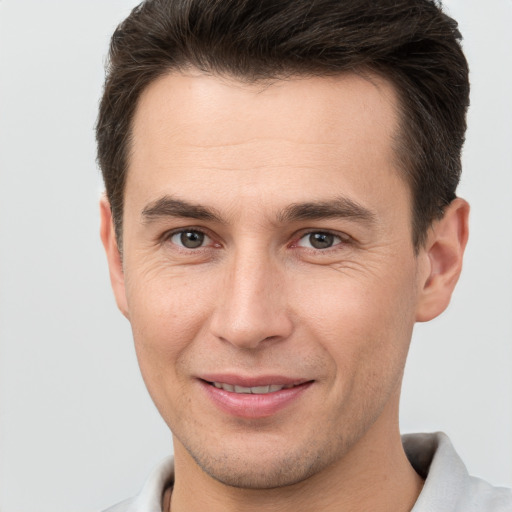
[168,412,423,512]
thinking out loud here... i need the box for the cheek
[293,265,418,382]
[124,268,216,394]
[299,270,418,438]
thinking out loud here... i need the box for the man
[96,0,512,510]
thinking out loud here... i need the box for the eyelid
[159,226,352,250]
[162,226,221,249]
[291,229,352,249]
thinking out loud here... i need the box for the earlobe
[99,196,130,319]
[415,198,470,322]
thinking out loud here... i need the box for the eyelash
[163,228,218,251]
[292,230,348,251]
[163,227,351,253]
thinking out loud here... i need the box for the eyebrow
[141,196,223,223]
[141,195,376,226]
[277,197,376,225]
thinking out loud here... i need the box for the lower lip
[200,380,313,419]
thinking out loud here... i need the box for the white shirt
[102,432,512,512]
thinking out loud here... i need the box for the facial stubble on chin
[183,438,336,490]
[172,412,375,491]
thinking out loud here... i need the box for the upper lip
[199,374,311,387]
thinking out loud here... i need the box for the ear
[415,198,470,322]
[99,196,130,319]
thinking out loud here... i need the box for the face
[104,71,437,488]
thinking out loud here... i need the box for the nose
[209,248,293,350]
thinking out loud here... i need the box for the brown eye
[297,232,341,249]
[171,230,207,249]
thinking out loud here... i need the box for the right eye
[169,230,211,249]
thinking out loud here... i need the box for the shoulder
[102,497,134,512]
[101,457,174,512]
[403,432,512,512]
[460,476,512,511]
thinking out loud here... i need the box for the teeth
[234,385,252,393]
[251,385,270,394]
[212,382,293,394]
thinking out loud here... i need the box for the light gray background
[0,1,511,511]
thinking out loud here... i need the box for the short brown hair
[96,0,469,249]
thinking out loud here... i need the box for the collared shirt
[102,432,512,512]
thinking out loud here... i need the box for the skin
[101,71,469,512]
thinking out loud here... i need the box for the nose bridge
[210,241,292,349]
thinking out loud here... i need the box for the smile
[200,378,314,418]
[210,382,296,394]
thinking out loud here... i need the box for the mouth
[207,381,298,394]
[199,377,313,418]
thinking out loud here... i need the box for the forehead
[127,70,407,220]
[131,70,399,154]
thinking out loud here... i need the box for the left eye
[170,230,211,249]
[297,232,342,250]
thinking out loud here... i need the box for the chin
[196,454,321,489]
[180,432,345,490]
